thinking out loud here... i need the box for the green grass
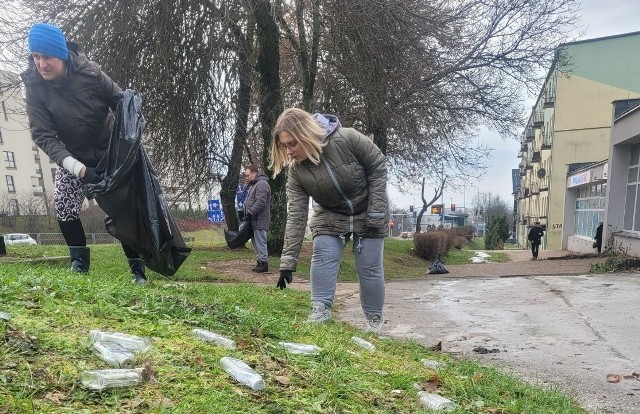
[0,240,584,413]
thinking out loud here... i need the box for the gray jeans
[310,234,385,317]
[252,229,268,262]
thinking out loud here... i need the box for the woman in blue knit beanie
[21,23,148,284]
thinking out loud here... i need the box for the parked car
[2,233,37,245]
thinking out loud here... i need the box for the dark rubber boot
[69,246,90,273]
[128,258,147,284]
[252,260,268,273]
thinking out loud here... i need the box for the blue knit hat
[28,23,68,60]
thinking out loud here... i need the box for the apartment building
[516,32,640,250]
[0,70,55,217]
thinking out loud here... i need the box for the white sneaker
[365,314,383,334]
[306,302,331,323]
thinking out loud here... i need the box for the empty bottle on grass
[81,368,145,390]
[351,336,376,351]
[418,391,456,411]
[89,330,151,352]
[0,311,10,322]
[278,341,322,355]
[192,328,236,349]
[220,356,265,391]
[92,341,136,368]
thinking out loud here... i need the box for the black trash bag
[84,90,191,276]
[224,220,253,249]
[428,255,449,274]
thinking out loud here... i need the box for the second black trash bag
[224,220,253,249]
[84,90,191,276]
[428,255,449,274]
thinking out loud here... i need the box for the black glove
[277,270,293,290]
[244,213,253,222]
[81,167,102,184]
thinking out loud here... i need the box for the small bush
[455,225,476,241]
[454,236,467,249]
[414,230,452,260]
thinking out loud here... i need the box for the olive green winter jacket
[279,119,389,271]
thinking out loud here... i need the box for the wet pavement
[336,251,640,414]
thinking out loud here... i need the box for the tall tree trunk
[220,37,252,231]
[251,0,285,254]
[220,22,253,232]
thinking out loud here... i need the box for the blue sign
[207,199,225,222]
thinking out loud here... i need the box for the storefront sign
[569,171,591,187]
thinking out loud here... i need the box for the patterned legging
[54,167,86,221]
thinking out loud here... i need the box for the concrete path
[336,251,640,414]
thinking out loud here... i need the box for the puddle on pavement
[470,251,491,263]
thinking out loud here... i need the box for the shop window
[575,183,605,237]
[624,143,640,231]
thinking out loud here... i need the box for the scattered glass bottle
[220,356,265,391]
[351,336,376,351]
[92,341,136,368]
[81,368,145,390]
[0,311,10,322]
[192,328,236,349]
[278,341,322,355]
[89,330,152,352]
[421,358,445,369]
[418,391,456,412]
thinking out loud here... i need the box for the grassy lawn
[0,239,584,413]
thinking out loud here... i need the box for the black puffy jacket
[21,42,122,168]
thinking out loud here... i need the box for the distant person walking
[21,23,146,283]
[243,164,271,273]
[593,221,604,254]
[527,221,545,260]
[270,108,389,334]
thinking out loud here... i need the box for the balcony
[525,127,534,142]
[531,182,540,194]
[543,88,555,108]
[533,110,544,128]
[32,186,44,195]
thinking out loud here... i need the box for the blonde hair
[269,108,327,176]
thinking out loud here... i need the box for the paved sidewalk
[335,250,640,414]
[440,249,603,278]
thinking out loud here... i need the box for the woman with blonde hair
[271,108,389,333]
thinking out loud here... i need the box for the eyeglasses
[279,140,298,150]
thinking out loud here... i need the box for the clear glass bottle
[278,341,322,355]
[192,328,236,349]
[0,311,10,322]
[92,341,136,368]
[421,358,445,369]
[219,357,265,391]
[351,336,376,351]
[81,368,144,390]
[89,330,151,352]
[418,391,456,412]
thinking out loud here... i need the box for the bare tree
[415,177,446,234]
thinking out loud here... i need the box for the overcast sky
[388,0,640,212]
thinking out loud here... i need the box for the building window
[3,151,15,168]
[9,198,18,216]
[5,175,15,193]
[0,127,3,144]
[2,101,7,122]
[624,143,640,231]
[574,183,606,237]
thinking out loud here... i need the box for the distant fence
[30,233,195,245]
[32,233,119,245]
